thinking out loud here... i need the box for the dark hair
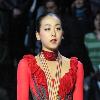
[94,10,100,18]
[44,0,59,7]
[91,10,100,31]
[36,12,62,32]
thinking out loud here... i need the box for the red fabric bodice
[23,55,78,99]
[17,54,84,100]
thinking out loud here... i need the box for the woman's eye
[56,27,61,30]
[44,28,50,31]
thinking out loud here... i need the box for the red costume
[17,54,84,100]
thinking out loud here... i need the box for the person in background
[17,13,84,100]
[89,0,100,15]
[0,0,33,100]
[85,10,100,73]
[88,69,100,100]
[84,10,100,100]
[71,0,93,33]
[36,0,60,19]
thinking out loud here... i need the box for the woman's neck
[42,47,58,52]
[41,49,58,61]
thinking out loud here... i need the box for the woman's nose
[51,29,56,36]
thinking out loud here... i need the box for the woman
[85,10,100,72]
[84,10,100,100]
[17,13,84,100]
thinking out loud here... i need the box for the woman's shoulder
[62,56,78,65]
[18,54,36,64]
[62,55,83,70]
[68,56,84,77]
[70,57,83,70]
[17,54,37,72]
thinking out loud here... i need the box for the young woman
[17,13,84,100]
[85,10,100,72]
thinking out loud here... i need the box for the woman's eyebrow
[44,24,51,26]
[44,24,61,26]
[55,24,61,26]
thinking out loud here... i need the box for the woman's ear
[36,32,40,40]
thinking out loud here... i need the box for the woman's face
[74,0,84,8]
[36,15,63,51]
[45,1,57,13]
[94,13,100,30]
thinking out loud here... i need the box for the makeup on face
[38,15,63,51]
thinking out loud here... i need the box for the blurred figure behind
[84,10,100,100]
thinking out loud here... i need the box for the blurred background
[0,0,100,100]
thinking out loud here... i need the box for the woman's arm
[17,59,30,100]
[73,61,84,100]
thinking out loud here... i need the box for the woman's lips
[50,39,57,43]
